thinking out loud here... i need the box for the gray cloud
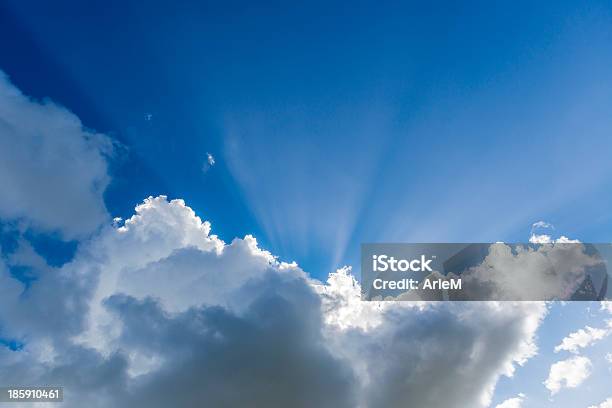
[356,304,542,408]
[0,239,94,343]
[105,273,357,408]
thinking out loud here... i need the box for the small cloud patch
[202,152,216,173]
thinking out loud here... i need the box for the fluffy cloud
[528,221,579,244]
[494,393,525,408]
[0,71,113,239]
[0,196,547,407]
[554,325,611,354]
[543,355,592,395]
[589,398,612,408]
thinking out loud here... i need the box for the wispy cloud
[554,325,611,354]
[202,152,215,173]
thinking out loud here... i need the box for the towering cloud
[0,196,547,407]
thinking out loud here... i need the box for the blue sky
[0,2,612,407]
[3,0,612,275]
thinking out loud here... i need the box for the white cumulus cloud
[544,355,592,395]
[554,325,611,354]
[0,70,113,239]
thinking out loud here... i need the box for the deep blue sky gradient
[2,0,612,276]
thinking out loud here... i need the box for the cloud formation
[554,325,611,354]
[528,221,579,245]
[543,355,592,395]
[0,196,547,407]
[0,71,113,239]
